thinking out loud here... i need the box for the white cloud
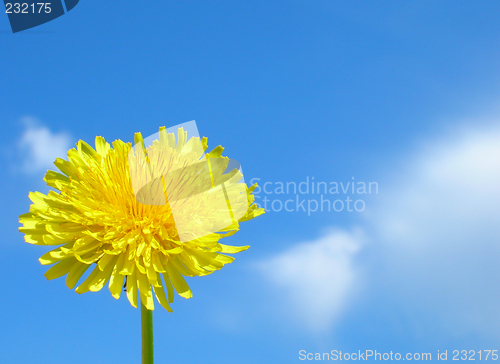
[255,121,500,339]
[373,123,500,338]
[256,228,364,333]
[17,118,72,174]
[378,125,500,248]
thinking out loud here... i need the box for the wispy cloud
[256,228,364,333]
[373,123,500,338]
[17,117,72,174]
[377,124,500,249]
[255,121,500,339]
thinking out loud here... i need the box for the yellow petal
[98,253,116,271]
[44,257,77,280]
[66,262,91,289]
[77,139,98,159]
[75,250,103,264]
[119,254,135,275]
[164,273,174,303]
[152,274,173,312]
[169,256,195,277]
[75,265,101,294]
[151,251,166,273]
[214,253,235,265]
[166,261,192,299]
[39,246,69,265]
[146,263,158,286]
[53,158,79,178]
[88,256,118,292]
[109,254,126,299]
[42,234,73,246]
[218,244,250,254]
[74,236,100,255]
[44,170,70,189]
[24,234,45,245]
[137,272,154,310]
[177,253,208,276]
[95,136,110,158]
[126,269,138,308]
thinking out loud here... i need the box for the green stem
[141,300,154,364]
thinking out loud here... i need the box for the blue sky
[2,1,500,363]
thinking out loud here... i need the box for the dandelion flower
[19,126,264,311]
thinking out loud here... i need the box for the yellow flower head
[19,126,264,311]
